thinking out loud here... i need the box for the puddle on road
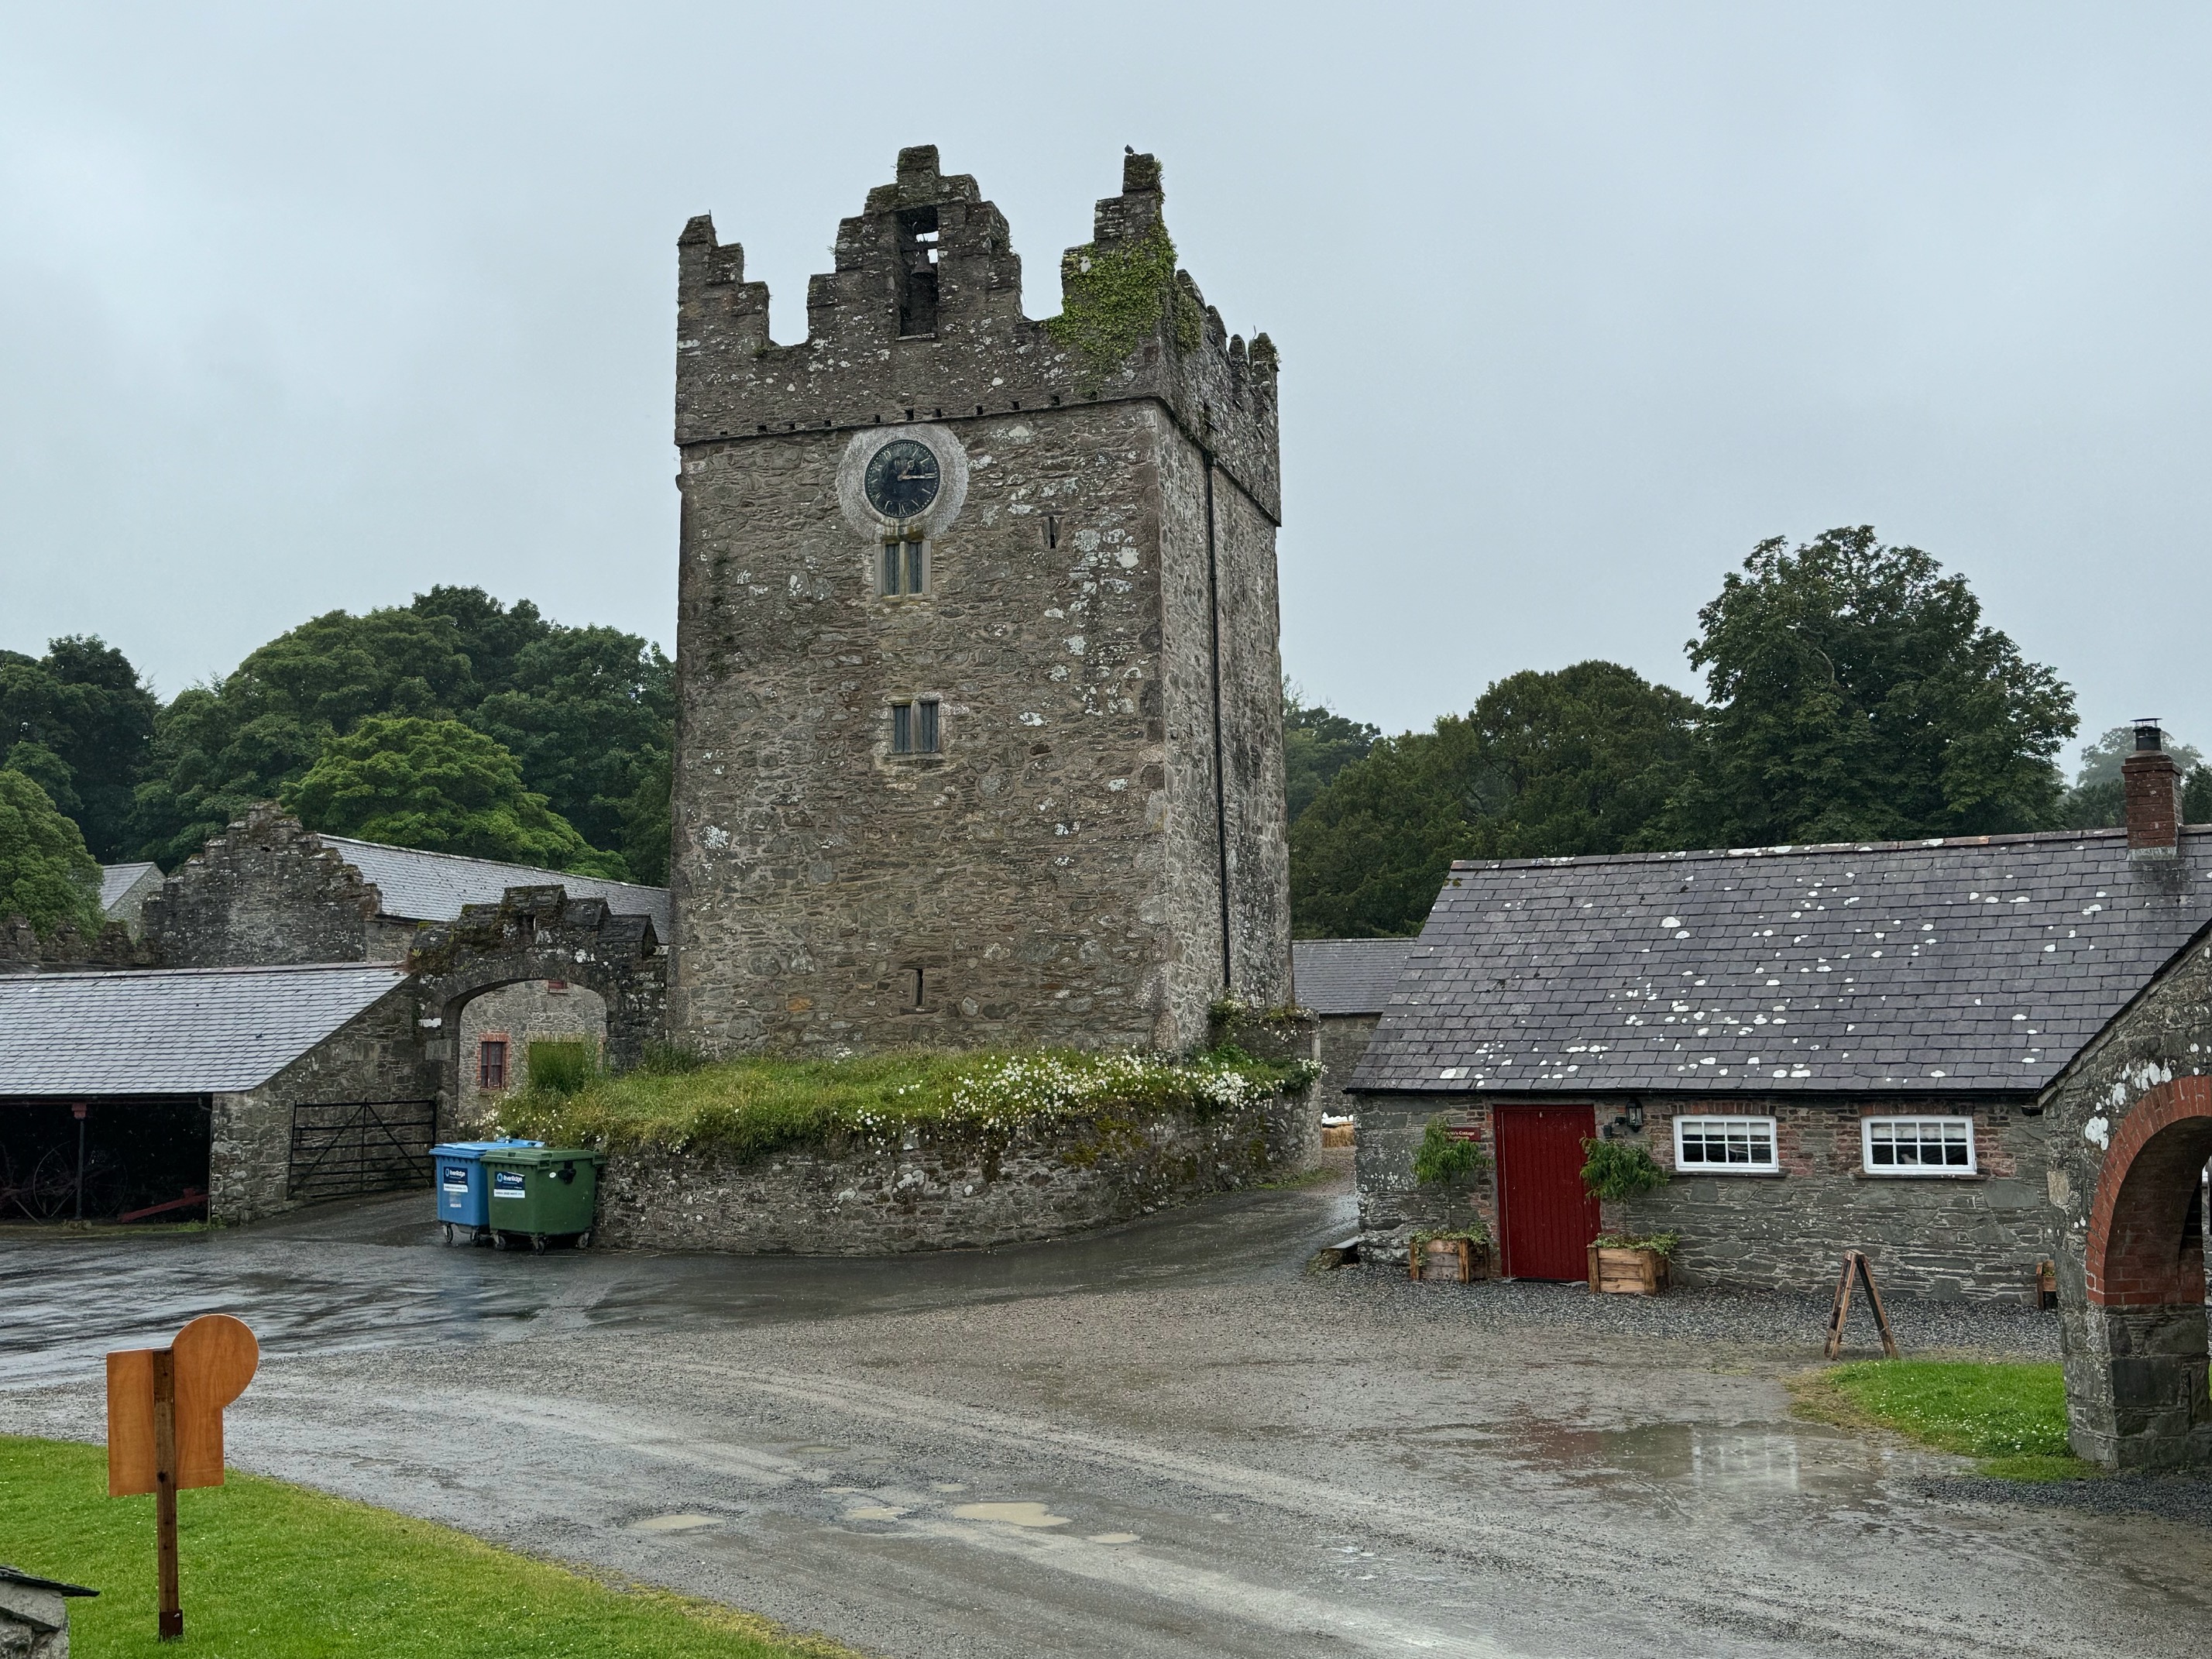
[627,1513,724,1533]
[1510,1418,1897,1501]
[950,1501,1073,1527]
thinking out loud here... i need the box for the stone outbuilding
[0,962,435,1224]
[1350,729,2212,1294]
[96,861,163,937]
[1290,938,1407,1126]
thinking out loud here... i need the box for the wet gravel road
[5,1163,2207,1658]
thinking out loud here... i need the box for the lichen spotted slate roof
[0,963,409,1096]
[319,837,670,934]
[1350,828,2212,1096]
[1293,939,1413,1015]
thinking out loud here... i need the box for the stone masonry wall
[208,983,439,1224]
[1312,1014,1379,1123]
[670,146,1287,1057]
[143,806,379,968]
[593,1089,1310,1254]
[1356,1090,2054,1297]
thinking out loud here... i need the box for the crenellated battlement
[674,146,1279,520]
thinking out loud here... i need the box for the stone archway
[407,887,668,1118]
[2066,1076,2212,1469]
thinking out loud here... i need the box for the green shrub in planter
[1413,1115,1490,1183]
[1581,1137,1668,1200]
[1592,1230,1679,1256]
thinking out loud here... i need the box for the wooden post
[1856,1252,1900,1359]
[151,1348,182,1640]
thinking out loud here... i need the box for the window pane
[1679,1118,1774,1170]
[918,699,940,753]
[892,702,912,754]
[906,542,926,595]
[882,544,902,595]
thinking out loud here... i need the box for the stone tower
[668,145,1288,1054]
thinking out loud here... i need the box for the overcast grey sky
[5,3,2208,769]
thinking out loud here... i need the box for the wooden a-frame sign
[1823,1249,1900,1361]
[108,1314,259,1641]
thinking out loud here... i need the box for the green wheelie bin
[482,1145,603,1253]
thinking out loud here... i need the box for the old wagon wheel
[30,1143,127,1220]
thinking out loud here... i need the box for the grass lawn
[0,1436,862,1657]
[1791,1360,2097,1481]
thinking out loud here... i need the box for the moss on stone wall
[1047,224,1204,387]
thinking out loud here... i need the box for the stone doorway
[2064,1075,2212,1469]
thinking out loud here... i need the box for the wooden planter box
[1587,1244,1669,1295]
[1410,1238,1491,1283]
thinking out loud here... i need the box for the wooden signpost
[107,1314,259,1641]
[1822,1249,1899,1361]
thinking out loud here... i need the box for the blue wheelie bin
[432,1139,544,1244]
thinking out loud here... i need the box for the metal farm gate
[287,1099,437,1204]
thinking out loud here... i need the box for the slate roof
[0,963,409,1096]
[1293,939,1412,1015]
[320,837,671,935]
[98,862,161,914]
[1350,829,2212,1097]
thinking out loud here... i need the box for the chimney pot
[2123,726,2182,859]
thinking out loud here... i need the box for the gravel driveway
[3,1160,2201,1658]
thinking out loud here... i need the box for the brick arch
[407,886,668,1076]
[2084,1075,2212,1307]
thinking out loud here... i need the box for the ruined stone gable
[670,146,1290,1055]
[142,805,387,968]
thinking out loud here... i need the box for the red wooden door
[1495,1104,1601,1279]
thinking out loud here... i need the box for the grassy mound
[0,1434,859,1657]
[1794,1360,2094,1481]
[496,1046,1319,1159]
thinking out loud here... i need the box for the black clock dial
[864,439,941,520]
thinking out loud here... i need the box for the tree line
[5,526,2207,946]
[1289,527,2212,937]
[2,588,671,939]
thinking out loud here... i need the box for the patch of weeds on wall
[1048,224,1204,390]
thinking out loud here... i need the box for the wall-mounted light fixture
[1624,1100,1645,1132]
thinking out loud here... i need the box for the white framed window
[1673,1115,1778,1173]
[1862,1116,1976,1175]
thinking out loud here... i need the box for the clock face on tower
[863,439,941,520]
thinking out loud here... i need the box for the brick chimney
[2123,720,2182,859]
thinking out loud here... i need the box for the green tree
[469,626,675,854]
[1665,528,2075,847]
[281,716,627,876]
[616,747,672,887]
[132,589,671,875]
[0,636,157,862]
[2055,725,2212,830]
[1290,661,1698,937]
[0,769,103,937]
[1283,683,1380,824]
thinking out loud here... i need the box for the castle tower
[669,146,1288,1053]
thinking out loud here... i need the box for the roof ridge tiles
[1443,825,2178,874]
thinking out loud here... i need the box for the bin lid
[431,1139,545,1156]
[478,1145,601,1167]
